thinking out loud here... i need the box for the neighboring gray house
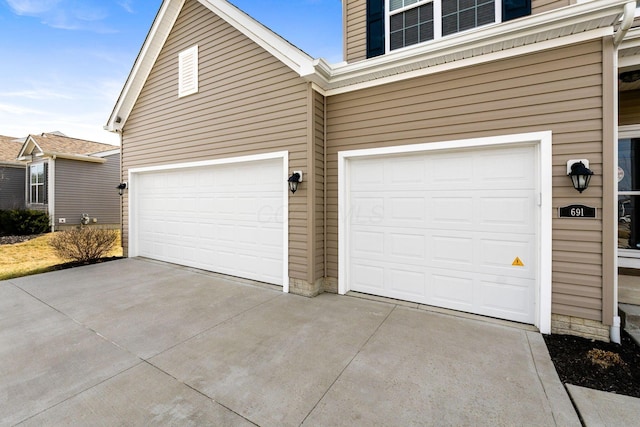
[17,133,120,230]
[0,135,26,210]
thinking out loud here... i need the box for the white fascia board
[92,149,120,158]
[199,0,315,75]
[324,27,612,96]
[0,161,26,168]
[308,0,628,93]
[17,135,40,159]
[106,0,185,132]
[43,152,107,164]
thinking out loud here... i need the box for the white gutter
[304,0,630,93]
[41,152,107,164]
[614,1,637,47]
[609,0,635,345]
[49,158,55,232]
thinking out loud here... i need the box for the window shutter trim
[367,0,385,58]
[503,0,531,22]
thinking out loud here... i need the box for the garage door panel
[133,157,284,286]
[352,230,385,255]
[351,264,385,292]
[477,235,534,277]
[390,196,426,223]
[476,277,534,323]
[476,150,535,187]
[431,197,474,226]
[347,144,537,324]
[432,234,473,264]
[389,232,426,260]
[431,272,474,307]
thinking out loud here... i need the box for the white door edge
[338,132,552,333]
[128,151,290,293]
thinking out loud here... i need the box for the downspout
[323,94,328,283]
[614,2,636,47]
[610,1,635,344]
[49,156,56,232]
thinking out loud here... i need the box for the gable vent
[178,45,198,98]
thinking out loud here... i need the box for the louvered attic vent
[178,45,198,98]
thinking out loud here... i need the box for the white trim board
[337,131,552,334]
[128,151,290,293]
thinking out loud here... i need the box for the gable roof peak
[106,0,316,133]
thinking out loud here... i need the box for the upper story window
[389,0,497,51]
[366,0,531,58]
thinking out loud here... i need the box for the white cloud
[5,0,113,32]
[0,102,47,115]
[117,0,134,13]
[0,89,72,100]
[5,0,61,15]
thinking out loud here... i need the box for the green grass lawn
[0,233,123,280]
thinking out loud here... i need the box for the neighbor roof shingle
[28,133,118,156]
[0,135,24,163]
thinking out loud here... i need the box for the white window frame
[618,124,640,266]
[29,163,45,205]
[178,45,198,98]
[385,0,502,53]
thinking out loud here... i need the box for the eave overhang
[619,26,640,68]
[106,0,632,131]
[37,152,107,164]
[304,0,631,95]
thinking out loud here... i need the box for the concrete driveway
[1,259,579,426]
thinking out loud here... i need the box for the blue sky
[0,0,342,145]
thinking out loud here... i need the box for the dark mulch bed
[544,332,640,398]
[48,257,123,271]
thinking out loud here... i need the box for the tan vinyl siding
[344,1,569,64]
[532,0,570,14]
[620,90,640,126]
[122,0,311,281]
[345,0,366,63]
[54,155,120,227]
[326,40,605,321]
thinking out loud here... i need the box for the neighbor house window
[30,163,46,204]
[389,0,496,51]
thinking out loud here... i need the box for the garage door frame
[338,132,552,333]
[128,151,290,292]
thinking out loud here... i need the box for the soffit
[305,0,630,94]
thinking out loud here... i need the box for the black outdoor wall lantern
[117,182,128,196]
[288,171,303,194]
[567,160,593,193]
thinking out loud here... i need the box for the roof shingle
[0,135,24,164]
[28,133,118,156]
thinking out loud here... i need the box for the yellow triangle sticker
[512,257,525,267]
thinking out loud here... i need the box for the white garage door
[346,145,538,324]
[131,157,285,286]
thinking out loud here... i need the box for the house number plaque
[558,205,596,219]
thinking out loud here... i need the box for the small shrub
[49,227,118,263]
[587,348,626,369]
[0,209,50,236]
